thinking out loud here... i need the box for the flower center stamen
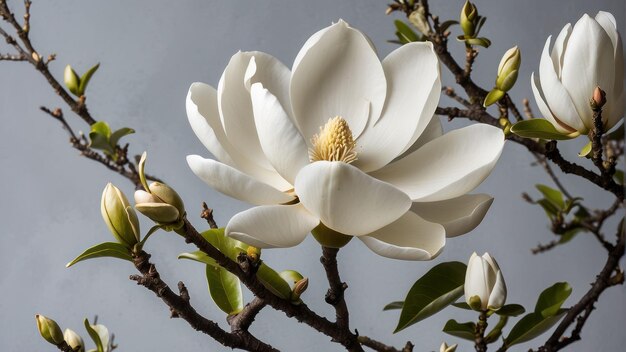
[309,116,357,164]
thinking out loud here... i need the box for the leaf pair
[64,63,100,97]
[88,121,135,159]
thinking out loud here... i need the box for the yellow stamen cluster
[309,116,357,164]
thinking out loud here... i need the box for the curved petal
[371,125,504,202]
[244,54,293,118]
[355,42,441,172]
[186,83,234,165]
[250,83,309,184]
[561,14,614,130]
[290,20,386,140]
[595,12,624,130]
[188,83,291,190]
[531,73,575,133]
[393,114,443,162]
[411,194,494,238]
[465,253,489,308]
[539,36,586,132]
[186,155,294,205]
[550,23,572,77]
[359,211,445,261]
[294,161,411,236]
[226,204,319,248]
[487,270,507,310]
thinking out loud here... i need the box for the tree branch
[358,335,414,352]
[320,247,350,331]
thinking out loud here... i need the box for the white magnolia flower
[186,20,505,260]
[464,252,507,311]
[531,11,624,135]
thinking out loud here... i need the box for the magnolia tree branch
[320,247,351,331]
[357,335,414,352]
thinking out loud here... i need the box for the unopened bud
[495,46,521,92]
[64,329,85,352]
[409,6,431,35]
[460,1,478,37]
[101,183,141,247]
[64,65,80,96]
[292,277,309,299]
[36,315,64,345]
[440,342,458,352]
[591,86,606,110]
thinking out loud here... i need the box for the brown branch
[320,247,350,331]
[228,297,267,332]
[474,311,488,352]
[442,86,472,107]
[532,154,573,200]
[358,335,414,352]
[201,202,218,229]
[523,98,535,119]
[130,250,278,352]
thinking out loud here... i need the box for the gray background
[0,1,624,351]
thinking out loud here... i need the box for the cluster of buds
[484,46,521,107]
[458,1,490,47]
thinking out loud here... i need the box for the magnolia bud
[409,6,431,35]
[101,183,141,248]
[292,277,309,299]
[460,1,478,37]
[134,182,185,223]
[35,315,64,345]
[440,342,458,352]
[464,252,507,311]
[495,46,521,92]
[64,329,85,352]
[64,65,80,96]
[591,86,607,110]
[279,270,307,301]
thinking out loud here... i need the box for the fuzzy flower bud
[460,1,478,37]
[591,86,607,110]
[101,183,141,247]
[64,329,85,352]
[464,252,507,311]
[36,315,64,345]
[496,46,521,92]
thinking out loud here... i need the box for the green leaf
[205,264,243,315]
[535,282,572,317]
[505,310,566,347]
[201,228,248,261]
[439,20,459,32]
[84,318,104,352]
[394,261,466,333]
[537,199,559,219]
[559,228,582,244]
[64,65,80,96]
[496,304,526,317]
[256,262,292,299]
[394,20,420,43]
[452,301,472,310]
[109,127,135,147]
[483,88,505,107]
[510,119,577,140]
[78,63,100,95]
[66,242,132,268]
[465,37,491,47]
[442,319,476,341]
[485,315,508,344]
[536,184,565,210]
[88,121,114,154]
[178,250,218,267]
[578,141,592,157]
[383,301,404,311]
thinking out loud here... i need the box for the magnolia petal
[186,155,294,205]
[488,270,507,310]
[482,252,501,275]
[595,11,624,130]
[244,54,293,118]
[465,253,490,308]
[393,114,443,162]
[355,42,440,172]
[359,211,445,261]
[187,83,291,190]
[294,161,411,236]
[411,194,493,238]
[250,83,309,184]
[561,14,614,131]
[290,20,386,140]
[550,23,572,77]
[186,82,234,165]
[218,51,278,169]
[135,203,180,223]
[371,125,504,202]
[226,204,319,248]
[538,36,586,132]
[531,73,575,134]
[134,190,160,204]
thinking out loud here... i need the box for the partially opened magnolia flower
[531,11,624,135]
[186,20,505,260]
[464,252,507,311]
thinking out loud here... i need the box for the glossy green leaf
[256,262,292,299]
[394,20,420,44]
[78,63,100,95]
[109,127,135,147]
[394,261,466,333]
[452,301,471,310]
[205,264,243,315]
[383,301,404,311]
[483,88,505,107]
[201,228,248,261]
[496,304,525,317]
[535,282,572,317]
[578,141,592,157]
[510,119,576,140]
[442,319,476,341]
[504,310,566,347]
[88,121,114,154]
[536,184,564,210]
[178,250,217,267]
[84,318,104,352]
[66,242,132,267]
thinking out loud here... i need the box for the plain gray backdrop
[1,1,624,351]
